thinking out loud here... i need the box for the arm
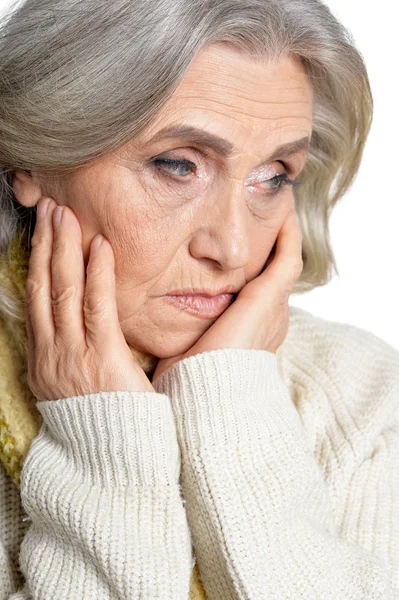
[5,391,194,599]
[152,347,399,599]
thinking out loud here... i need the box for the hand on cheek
[152,208,303,381]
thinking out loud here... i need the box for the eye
[150,157,196,180]
[149,156,302,196]
[258,173,301,194]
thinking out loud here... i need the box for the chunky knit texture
[0,309,398,598]
[0,229,206,598]
[0,232,399,598]
[0,228,159,487]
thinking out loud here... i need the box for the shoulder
[277,305,399,481]
[281,304,399,396]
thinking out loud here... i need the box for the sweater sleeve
[6,391,194,599]
[152,347,399,600]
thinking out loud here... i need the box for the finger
[25,198,57,347]
[24,299,35,391]
[264,209,303,285]
[84,234,122,348]
[51,205,86,343]
[263,240,277,272]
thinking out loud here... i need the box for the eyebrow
[147,125,310,162]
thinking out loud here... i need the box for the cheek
[142,170,296,225]
[59,181,105,268]
[139,169,211,213]
[109,212,180,288]
[74,168,186,283]
[249,214,286,275]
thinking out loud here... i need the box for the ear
[11,169,47,208]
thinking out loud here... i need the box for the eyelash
[150,157,301,194]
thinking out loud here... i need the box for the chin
[126,329,202,360]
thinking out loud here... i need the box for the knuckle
[87,263,105,279]
[84,293,109,317]
[285,259,303,287]
[51,285,77,306]
[25,277,45,304]
[293,258,304,278]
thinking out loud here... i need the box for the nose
[188,178,252,271]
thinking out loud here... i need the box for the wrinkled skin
[13,43,312,364]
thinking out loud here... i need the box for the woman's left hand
[152,208,303,382]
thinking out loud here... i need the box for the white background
[290,0,399,351]
[1,0,398,349]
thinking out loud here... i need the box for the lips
[163,293,234,319]
[167,285,240,296]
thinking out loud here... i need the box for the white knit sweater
[1,305,398,599]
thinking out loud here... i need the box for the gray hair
[0,0,373,321]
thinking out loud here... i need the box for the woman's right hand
[25,197,155,402]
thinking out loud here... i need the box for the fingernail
[53,206,63,228]
[92,234,103,251]
[36,198,50,221]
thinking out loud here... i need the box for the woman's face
[22,44,313,359]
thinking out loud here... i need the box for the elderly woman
[0,0,397,598]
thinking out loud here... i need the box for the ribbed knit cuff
[152,348,297,450]
[26,391,180,488]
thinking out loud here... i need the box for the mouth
[163,293,235,319]
[166,285,240,297]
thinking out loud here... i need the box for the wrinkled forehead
[137,44,313,159]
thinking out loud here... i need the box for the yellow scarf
[0,227,207,599]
